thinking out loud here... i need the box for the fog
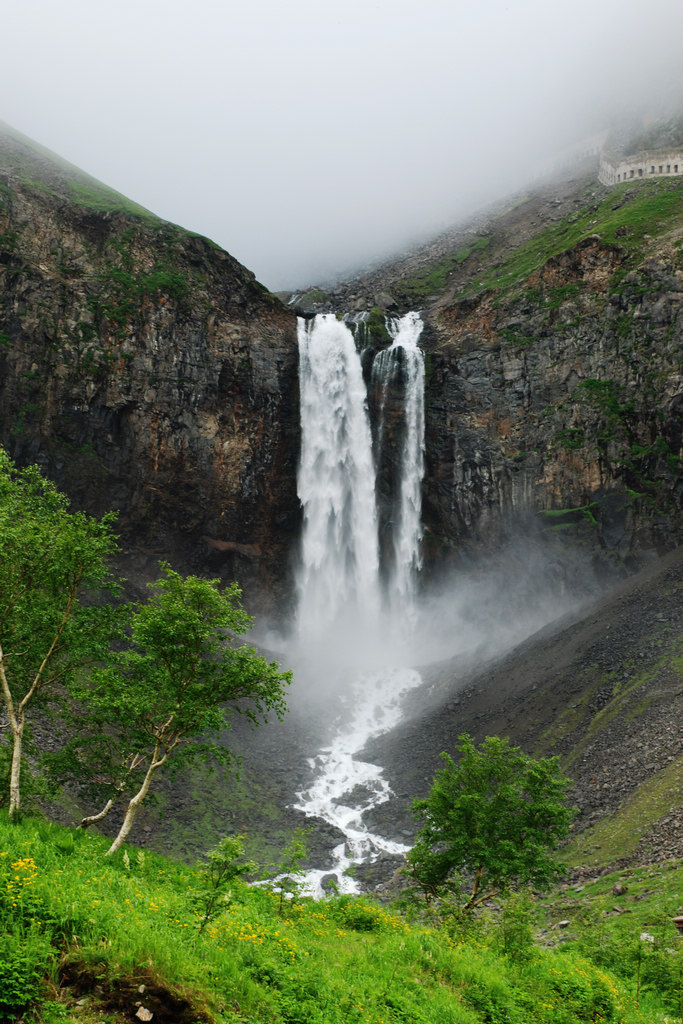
[279,532,597,721]
[3,0,683,290]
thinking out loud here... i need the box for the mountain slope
[365,547,682,878]
[417,174,682,568]
[0,123,300,610]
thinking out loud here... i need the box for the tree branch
[18,575,82,714]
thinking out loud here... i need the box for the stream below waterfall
[293,666,422,897]
[291,311,426,896]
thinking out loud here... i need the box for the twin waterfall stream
[292,312,426,896]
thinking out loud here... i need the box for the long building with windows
[598,149,683,185]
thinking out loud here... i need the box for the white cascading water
[293,311,425,896]
[296,314,381,640]
[373,311,425,610]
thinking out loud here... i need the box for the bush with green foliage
[60,563,291,854]
[0,927,53,1022]
[406,734,573,909]
[263,825,312,917]
[194,835,255,933]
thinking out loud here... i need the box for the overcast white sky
[3,0,683,288]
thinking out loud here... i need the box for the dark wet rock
[353,852,405,891]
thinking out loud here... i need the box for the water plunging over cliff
[296,314,381,641]
[293,311,425,895]
[372,311,425,611]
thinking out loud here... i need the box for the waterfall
[296,310,425,629]
[372,311,425,610]
[292,310,426,896]
[296,314,380,640]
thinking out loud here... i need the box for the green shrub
[0,928,53,1021]
[493,890,536,964]
[548,951,616,1019]
[330,895,385,931]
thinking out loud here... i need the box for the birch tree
[75,564,290,856]
[0,449,119,819]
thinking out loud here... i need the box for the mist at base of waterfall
[280,530,594,711]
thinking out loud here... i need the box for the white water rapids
[292,311,425,896]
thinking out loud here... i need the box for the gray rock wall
[421,236,682,568]
[0,153,300,612]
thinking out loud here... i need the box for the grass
[297,288,328,306]
[0,121,228,259]
[386,178,681,314]
[559,638,683,772]
[0,814,674,1024]
[540,861,683,1019]
[67,181,161,225]
[464,180,683,298]
[536,665,617,750]
[563,757,683,868]
[394,238,490,304]
[0,122,159,228]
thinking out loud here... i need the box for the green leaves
[0,449,122,815]
[105,563,290,741]
[0,448,290,838]
[71,563,291,850]
[193,835,255,933]
[0,450,120,687]
[407,734,573,909]
[0,927,53,1019]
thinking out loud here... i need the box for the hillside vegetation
[450,177,683,300]
[2,815,682,1024]
[0,119,170,227]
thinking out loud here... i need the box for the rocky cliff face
[420,231,681,570]
[0,127,300,612]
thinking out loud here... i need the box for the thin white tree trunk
[0,644,23,821]
[8,721,23,820]
[1,589,76,821]
[105,744,168,856]
[79,752,146,829]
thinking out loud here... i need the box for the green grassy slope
[463,179,683,299]
[1,815,680,1024]
[0,119,228,249]
[380,177,683,311]
[0,120,163,224]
